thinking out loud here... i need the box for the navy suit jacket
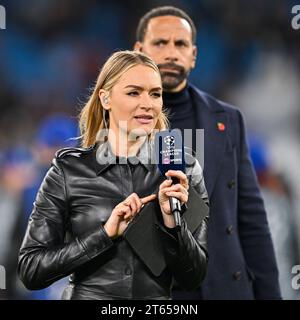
[174,84,281,299]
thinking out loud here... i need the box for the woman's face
[104,65,162,138]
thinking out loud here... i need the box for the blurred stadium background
[0,0,300,299]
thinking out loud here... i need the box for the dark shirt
[163,85,197,154]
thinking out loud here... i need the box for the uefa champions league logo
[164,135,175,146]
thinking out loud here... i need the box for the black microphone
[154,129,186,229]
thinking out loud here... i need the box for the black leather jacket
[18,141,209,300]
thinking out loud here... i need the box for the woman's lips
[134,117,153,124]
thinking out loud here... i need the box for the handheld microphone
[154,129,186,228]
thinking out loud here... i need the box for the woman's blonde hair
[79,50,169,148]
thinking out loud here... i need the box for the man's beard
[157,63,189,91]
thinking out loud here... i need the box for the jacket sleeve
[158,216,208,290]
[236,110,281,299]
[157,158,209,290]
[18,158,114,290]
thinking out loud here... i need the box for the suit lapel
[189,86,227,198]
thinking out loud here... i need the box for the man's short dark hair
[136,6,197,44]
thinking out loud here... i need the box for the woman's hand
[103,193,156,239]
[158,170,189,228]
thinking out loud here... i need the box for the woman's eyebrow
[124,85,162,91]
[124,85,143,90]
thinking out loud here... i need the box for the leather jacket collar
[93,139,154,175]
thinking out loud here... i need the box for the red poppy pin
[217,122,225,131]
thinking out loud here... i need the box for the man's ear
[134,41,143,52]
[191,45,198,69]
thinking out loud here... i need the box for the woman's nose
[140,105,152,111]
[139,94,153,110]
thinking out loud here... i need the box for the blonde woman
[18,50,209,300]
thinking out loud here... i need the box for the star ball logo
[0,4,6,29]
[164,135,175,146]
[291,5,300,30]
